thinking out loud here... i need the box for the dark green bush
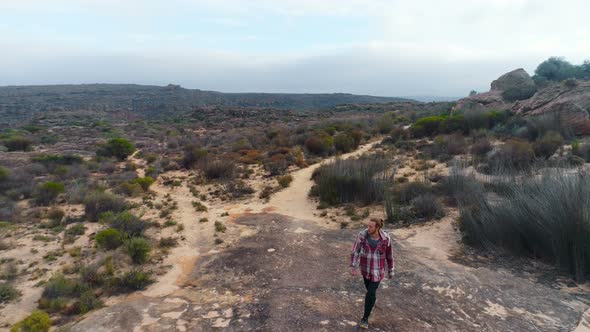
[572,141,590,162]
[410,116,445,137]
[0,283,21,303]
[111,269,153,292]
[4,136,32,152]
[84,192,128,222]
[334,132,357,153]
[304,133,333,155]
[393,181,431,204]
[41,274,80,299]
[126,237,151,264]
[456,169,590,281]
[97,138,135,160]
[34,181,65,206]
[96,228,123,250]
[311,155,392,206]
[101,211,148,238]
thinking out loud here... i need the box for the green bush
[572,141,590,162]
[215,221,227,233]
[0,166,10,183]
[4,136,32,152]
[304,133,333,155]
[41,274,79,299]
[310,155,392,206]
[533,131,563,159]
[333,132,357,153]
[410,116,445,137]
[35,181,65,206]
[126,237,151,264]
[0,283,21,303]
[96,228,123,250]
[394,181,431,204]
[456,169,590,281]
[134,177,154,191]
[84,192,128,222]
[111,269,153,292]
[97,138,135,160]
[10,310,51,332]
[101,211,148,238]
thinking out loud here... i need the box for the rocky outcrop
[455,68,590,135]
[513,80,590,135]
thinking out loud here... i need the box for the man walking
[350,218,395,329]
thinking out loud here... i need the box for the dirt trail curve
[70,141,590,331]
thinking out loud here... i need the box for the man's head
[366,218,384,236]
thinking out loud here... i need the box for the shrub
[71,290,103,315]
[4,136,32,152]
[126,237,151,264]
[223,180,255,198]
[96,228,123,250]
[277,175,293,188]
[112,269,153,292]
[34,181,65,206]
[96,138,136,160]
[471,137,493,157]
[203,159,234,180]
[263,154,289,176]
[311,155,392,206]
[334,132,356,153]
[134,177,154,191]
[214,221,226,233]
[0,283,21,303]
[488,139,534,172]
[457,169,590,281]
[84,192,128,222]
[10,310,51,332]
[533,131,563,159]
[41,274,79,299]
[0,166,10,183]
[394,181,431,204]
[572,141,590,162]
[304,133,333,155]
[192,201,208,212]
[411,194,444,219]
[410,116,445,137]
[102,212,148,238]
[47,208,65,223]
[183,145,208,168]
[115,182,143,197]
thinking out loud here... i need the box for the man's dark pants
[363,277,381,320]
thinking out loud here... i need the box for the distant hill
[0,84,412,122]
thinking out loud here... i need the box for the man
[350,218,395,329]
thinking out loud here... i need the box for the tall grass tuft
[311,155,393,206]
[452,168,590,281]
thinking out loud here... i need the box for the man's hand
[388,270,395,279]
[350,267,358,276]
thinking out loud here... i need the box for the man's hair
[370,218,384,229]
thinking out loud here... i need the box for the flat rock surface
[70,213,590,331]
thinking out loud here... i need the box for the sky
[1,0,589,98]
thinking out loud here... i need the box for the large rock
[512,80,590,135]
[490,68,536,93]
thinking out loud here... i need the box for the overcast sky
[1,0,589,98]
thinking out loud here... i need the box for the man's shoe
[359,319,369,329]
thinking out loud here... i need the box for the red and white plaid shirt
[350,229,395,282]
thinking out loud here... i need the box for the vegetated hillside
[0,84,412,124]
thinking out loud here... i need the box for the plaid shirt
[350,229,395,282]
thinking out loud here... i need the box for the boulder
[490,68,536,93]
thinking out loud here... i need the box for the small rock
[267,248,275,252]
[320,320,329,325]
[202,311,220,319]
